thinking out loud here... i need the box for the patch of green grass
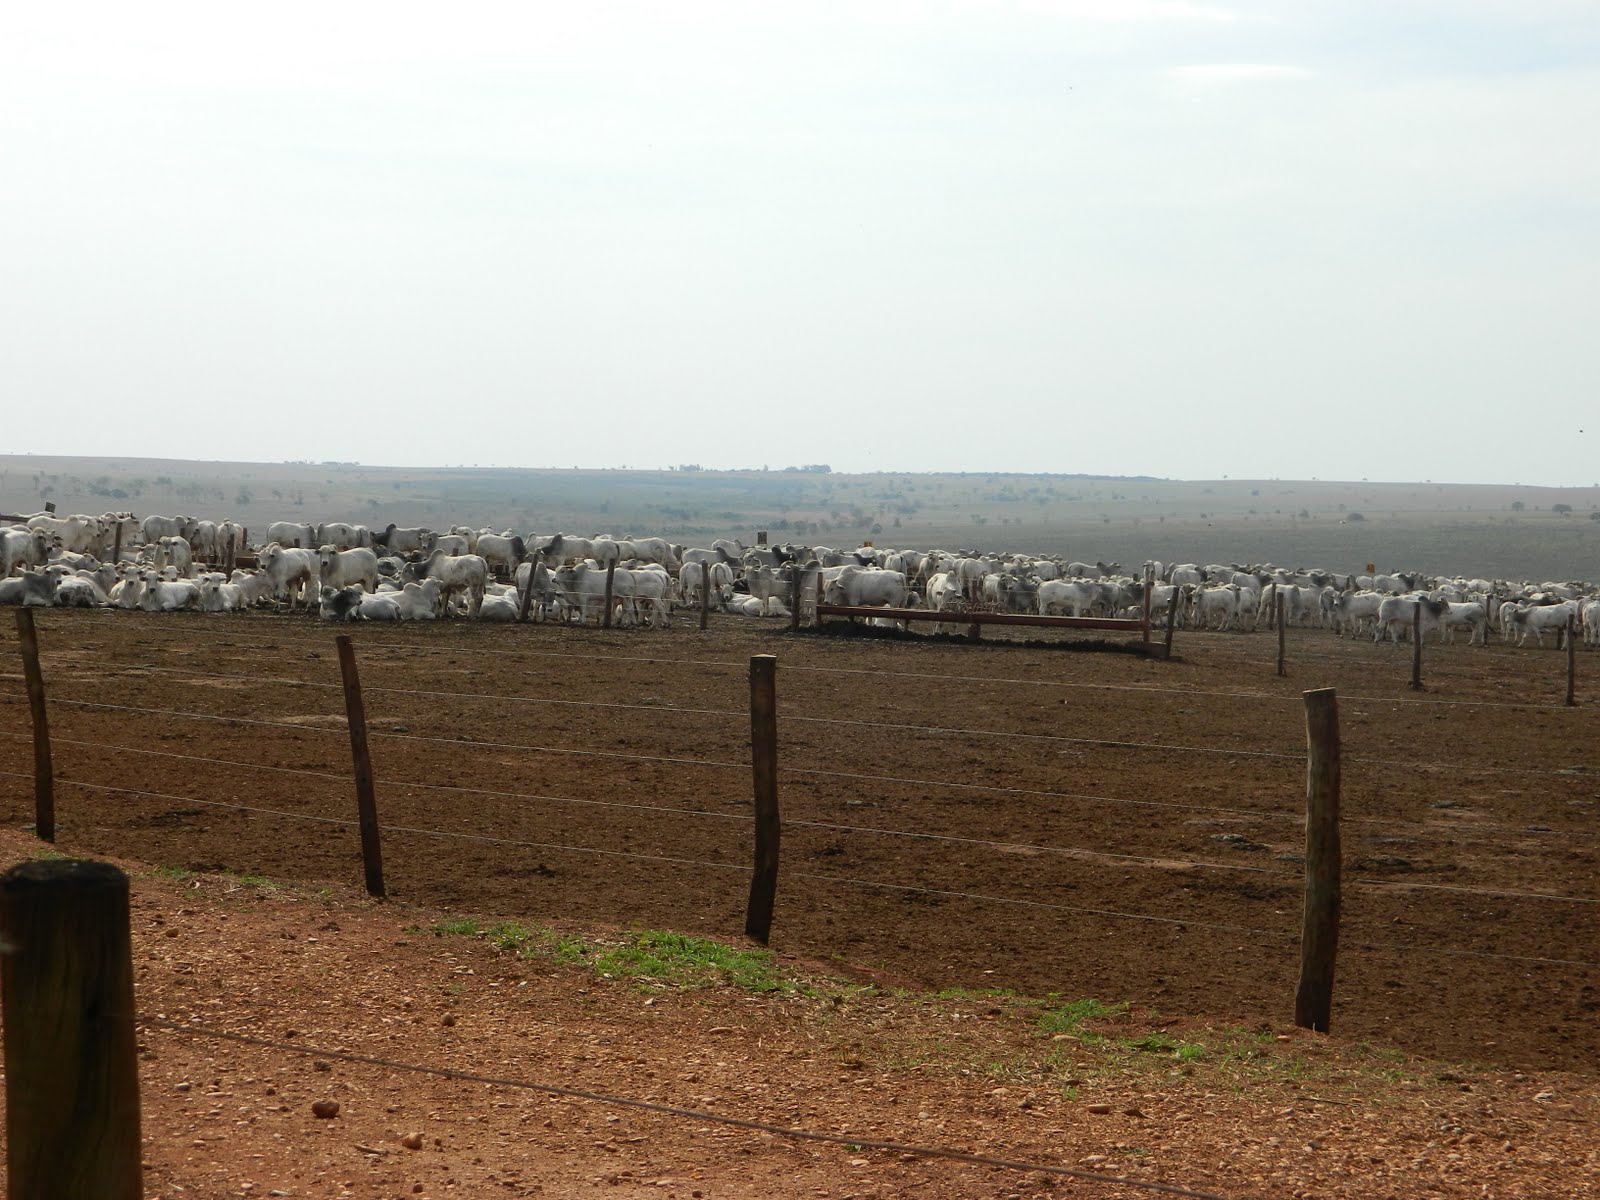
[1037,997,1127,1045]
[592,931,783,993]
[429,918,483,938]
[148,865,195,881]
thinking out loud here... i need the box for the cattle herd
[1,509,1594,646]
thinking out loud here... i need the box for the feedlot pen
[2,608,1596,1073]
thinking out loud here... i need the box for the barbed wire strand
[46,668,1599,781]
[6,717,1596,846]
[140,1018,1225,1199]
[5,768,1594,965]
[6,740,1594,903]
[46,619,1584,713]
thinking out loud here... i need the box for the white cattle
[138,573,201,612]
[187,519,219,562]
[155,535,194,578]
[554,561,636,625]
[1037,579,1098,617]
[475,534,525,578]
[1440,601,1489,645]
[317,522,363,551]
[2,527,50,577]
[139,514,193,545]
[392,579,445,620]
[617,537,679,570]
[477,588,522,622]
[318,545,380,593]
[318,585,366,621]
[28,513,101,555]
[227,569,276,608]
[258,543,320,608]
[1373,595,1450,643]
[0,571,57,606]
[266,521,318,549]
[619,567,672,627]
[1192,585,1240,631]
[413,550,489,615]
[199,577,250,612]
[1332,590,1384,638]
[371,524,433,554]
[824,566,912,610]
[1508,600,1579,648]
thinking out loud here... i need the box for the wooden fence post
[814,573,824,628]
[1276,592,1287,677]
[1295,688,1341,1033]
[335,636,386,898]
[602,561,617,629]
[789,564,802,632]
[1141,567,1153,653]
[1,860,142,1199]
[1410,602,1424,691]
[1163,585,1181,658]
[518,550,543,623]
[745,654,780,945]
[1567,612,1577,706]
[112,520,124,565]
[15,609,55,843]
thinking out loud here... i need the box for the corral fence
[2,605,1597,1197]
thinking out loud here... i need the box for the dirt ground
[1,608,1598,1197]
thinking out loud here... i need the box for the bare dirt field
[2,610,1598,1197]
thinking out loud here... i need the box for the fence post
[335,635,386,898]
[15,609,55,843]
[602,560,617,629]
[1410,602,1424,690]
[1295,688,1341,1033]
[1276,592,1287,677]
[112,520,124,565]
[518,550,543,623]
[1565,612,1577,706]
[1141,567,1153,653]
[789,564,802,632]
[1163,585,1181,658]
[0,859,142,1199]
[745,654,780,945]
[814,573,824,628]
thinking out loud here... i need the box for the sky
[3,2,1597,483]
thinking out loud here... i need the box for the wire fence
[3,612,1597,1052]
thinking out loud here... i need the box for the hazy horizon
[5,3,1597,484]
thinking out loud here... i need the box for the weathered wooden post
[814,573,824,628]
[1567,612,1577,707]
[1276,592,1287,677]
[517,550,543,623]
[1141,566,1153,654]
[111,520,124,565]
[335,636,386,898]
[1410,601,1424,691]
[1163,584,1181,658]
[15,609,55,842]
[1295,688,1341,1033]
[1,859,143,1199]
[602,560,617,629]
[745,654,780,945]
[698,564,712,631]
[789,564,803,632]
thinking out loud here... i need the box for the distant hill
[2,454,1596,581]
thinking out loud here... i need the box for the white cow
[1,527,50,577]
[154,535,194,578]
[258,543,320,608]
[318,545,380,593]
[413,550,489,615]
[266,521,318,549]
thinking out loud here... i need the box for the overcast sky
[4,2,1596,483]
